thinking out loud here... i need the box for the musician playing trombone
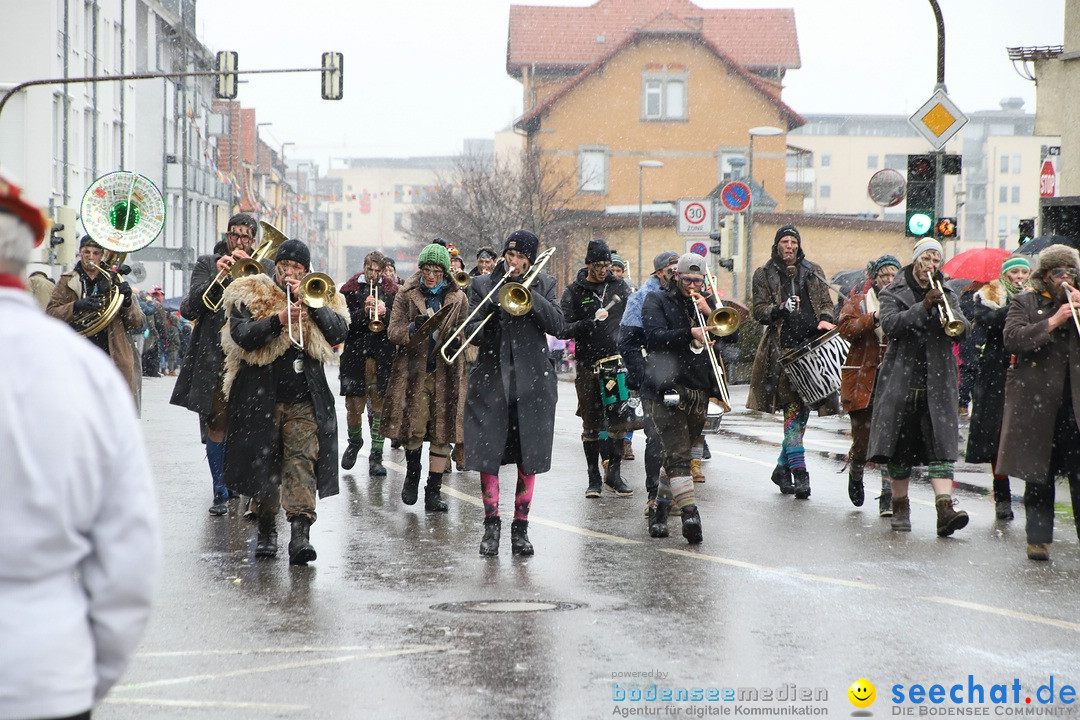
[747,225,835,500]
[220,239,349,565]
[338,251,398,476]
[170,213,259,515]
[868,238,970,537]
[996,244,1080,561]
[558,238,634,500]
[381,242,469,514]
[464,230,563,556]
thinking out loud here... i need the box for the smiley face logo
[848,678,876,708]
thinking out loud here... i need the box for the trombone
[700,267,742,337]
[286,272,336,350]
[452,269,471,289]
[688,291,732,410]
[368,281,385,332]
[202,221,287,311]
[928,271,965,337]
[1063,282,1080,335]
[440,246,556,364]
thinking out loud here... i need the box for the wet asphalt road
[99,371,1080,719]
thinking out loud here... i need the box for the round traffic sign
[867,168,906,207]
[690,242,708,257]
[720,181,751,212]
[683,202,707,227]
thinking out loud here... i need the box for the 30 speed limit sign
[677,198,712,235]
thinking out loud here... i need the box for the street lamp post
[744,126,784,300]
[280,142,295,232]
[638,160,664,283]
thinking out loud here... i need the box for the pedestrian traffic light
[905,154,937,238]
[935,217,957,240]
[1018,218,1035,245]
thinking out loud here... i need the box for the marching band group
[7,172,1080,566]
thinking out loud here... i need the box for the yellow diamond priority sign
[909,90,968,150]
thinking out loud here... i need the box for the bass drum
[593,354,644,432]
[779,329,851,409]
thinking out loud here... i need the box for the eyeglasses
[226,232,254,242]
[1050,267,1079,280]
[421,267,444,277]
[590,262,611,270]
[679,276,705,287]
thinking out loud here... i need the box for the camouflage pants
[260,402,319,524]
[345,358,383,428]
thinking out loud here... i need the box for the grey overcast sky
[197,0,1064,164]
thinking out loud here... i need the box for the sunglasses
[1050,267,1079,280]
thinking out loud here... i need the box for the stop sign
[1040,160,1057,198]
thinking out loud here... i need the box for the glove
[74,296,103,314]
[779,295,799,314]
[413,313,430,328]
[118,281,133,305]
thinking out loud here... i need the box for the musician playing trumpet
[996,245,1080,561]
[47,234,143,397]
[559,238,634,500]
[170,213,259,515]
[338,251,397,476]
[868,238,970,537]
[220,239,349,565]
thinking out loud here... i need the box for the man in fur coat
[220,239,349,565]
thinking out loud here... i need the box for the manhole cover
[432,600,584,614]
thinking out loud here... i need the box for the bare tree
[407,146,579,265]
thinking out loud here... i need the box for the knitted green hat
[1000,256,1030,274]
[417,242,451,274]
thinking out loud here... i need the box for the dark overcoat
[338,272,397,397]
[965,280,1012,463]
[170,245,228,415]
[559,268,631,368]
[463,264,564,475]
[995,289,1080,483]
[379,272,468,445]
[219,274,349,501]
[867,269,969,463]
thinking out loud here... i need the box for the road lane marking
[106,698,308,711]
[111,644,452,692]
[922,596,1080,634]
[660,547,885,590]
[137,645,413,657]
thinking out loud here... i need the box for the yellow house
[508,0,805,287]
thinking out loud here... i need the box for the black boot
[510,519,534,555]
[479,516,501,556]
[681,505,703,544]
[848,463,865,507]
[288,518,317,565]
[649,501,670,538]
[341,438,363,470]
[792,468,811,500]
[603,440,633,497]
[993,477,1014,520]
[771,463,794,495]
[583,440,602,498]
[424,472,448,512]
[368,450,387,477]
[254,514,278,558]
[401,448,422,505]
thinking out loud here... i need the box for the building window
[820,185,831,199]
[884,154,906,170]
[1000,154,1009,174]
[642,68,687,121]
[999,186,1008,203]
[821,154,831,168]
[1012,154,1022,174]
[867,155,879,169]
[1011,186,1021,203]
[578,148,608,193]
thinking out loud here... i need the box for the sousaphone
[74,171,165,336]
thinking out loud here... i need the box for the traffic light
[321,52,343,100]
[905,154,936,238]
[215,51,238,100]
[1018,218,1035,245]
[935,217,957,240]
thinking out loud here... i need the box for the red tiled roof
[507,0,799,74]
[514,30,804,131]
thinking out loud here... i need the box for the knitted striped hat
[1000,256,1030,274]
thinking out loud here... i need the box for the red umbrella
[941,248,1014,282]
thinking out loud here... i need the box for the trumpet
[1063,282,1080,335]
[452,270,471,289]
[368,280,384,332]
[440,247,556,364]
[286,272,336,350]
[928,271,965,337]
[202,221,287,311]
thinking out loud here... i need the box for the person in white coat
[0,174,160,720]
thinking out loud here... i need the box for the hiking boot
[690,458,705,484]
[209,494,228,516]
[401,448,422,505]
[510,519,534,556]
[891,496,911,532]
[649,501,670,538]
[995,498,1014,521]
[623,440,635,461]
[368,450,387,477]
[254,514,278,558]
[936,497,969,537]
[792,468,811,500]
[771,464,794,495]
[1027,543,1050,561]
[288,518,317,565]
[680,505,703,545]
[848,464,865,507]
[878,492,894,518]
[479,516,501,556]
[341,439,363,470]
